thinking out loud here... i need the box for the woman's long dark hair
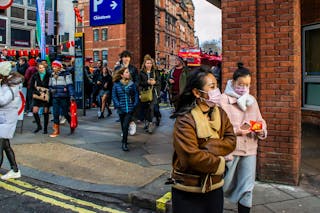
[170,66,211,118]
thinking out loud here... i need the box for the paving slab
[266,197,320,213]
[252,182,293,205]
[13,143,165,187]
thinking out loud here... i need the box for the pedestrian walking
[112,67,139,151]
[48,60,75,138]
[0,62,24,180]
[30,63,50,134]
[138,54,161,133]
[97,65,113,118]
[114,50,139,134]
[169,67,236,213]
[24,58,38,116]
[168,56,189,110]
[220,62,267,213]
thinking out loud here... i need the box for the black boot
[33,113,42,133]
[43,113,49,134]
[122,142,129,151]
[156,117,160,126]
[238,202,250,213]
[107,108,112,117]
[0,139,4,167]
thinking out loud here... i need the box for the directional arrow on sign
[110,1,117,10]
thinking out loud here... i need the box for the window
[0,19,6,45]
[27,10,36,21]
[102,50,108,61]
[28,0,36,7]
[14,0,24,4]
[93,29,99,41]
[45,0,53,10]
[93,51,100,61]
[101,29,108,40]
[60,33,69,52]
[11,28,31,47]
[303,24,320,109]
[11,7,24,19]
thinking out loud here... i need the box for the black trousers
[0,139,18,172]
[172,187,223,213]
[119,112,133,144]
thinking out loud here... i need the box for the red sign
[0,0,13,10]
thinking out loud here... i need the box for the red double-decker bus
[178,47,222,67]
[178,47,202,67]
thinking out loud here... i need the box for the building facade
[209,0,319,185]
[77,0,195,68]
[0,0,54,53]
[155,0,195,68]
[76,0,126,67]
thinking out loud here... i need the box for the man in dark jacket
[114,50,138,85]
[16,57,29,86]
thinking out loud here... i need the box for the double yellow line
[0,178,127,213]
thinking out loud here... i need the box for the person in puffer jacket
[112,67,139,151]
[49,60,75,138]
[0,62,24,180]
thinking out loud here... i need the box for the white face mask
[199,88,221,107]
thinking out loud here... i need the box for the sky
[192,0,222,44]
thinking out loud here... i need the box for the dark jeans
[172,187,223,213]
[0,139,18,172]
[140,101,154,122]
[25,88,33,112]
[119,112,133,144]
[52,97,71,125]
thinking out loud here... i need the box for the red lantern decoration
[19,50,24,56]
[30,49,35,56]
[66,41,71,49]
[35,49,39,56]
[71,41,75,47]
[46,47,49,54]
[23,50,28,56]
[12,50,16,56]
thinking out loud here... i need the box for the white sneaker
[1,170,21,180]
[60,117,67,124]
[27,112,33,117]
[97,111,101,117]
[129,122,136,136]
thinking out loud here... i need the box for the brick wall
[125,0,142,68]
[222,0,301,185]
[80,4,126,68]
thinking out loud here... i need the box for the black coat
[138,69,161,98]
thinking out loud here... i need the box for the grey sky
[193,0,222,44]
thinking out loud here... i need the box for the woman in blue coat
[112,67,139,151]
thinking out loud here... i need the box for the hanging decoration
[73,7,83,23]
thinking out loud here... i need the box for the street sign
[90,0,124,26]
[74,32,85,115]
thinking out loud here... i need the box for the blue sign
[90,0,124,26]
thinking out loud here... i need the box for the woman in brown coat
[170,67,236,213]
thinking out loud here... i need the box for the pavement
[2,105,320,213]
